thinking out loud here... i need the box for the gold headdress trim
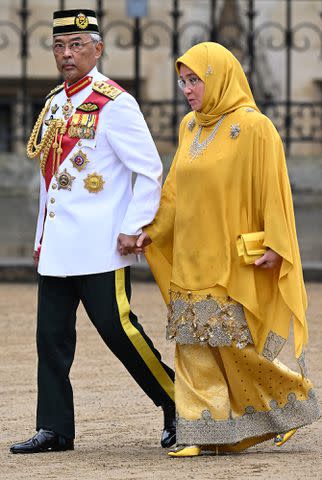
[53,16,98,27]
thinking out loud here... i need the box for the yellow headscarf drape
[145,42,308,361]
[176,42,258,126]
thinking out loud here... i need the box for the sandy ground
[0,281,321,480]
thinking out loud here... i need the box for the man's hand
[33,250,39,268]
[117,233,139,256]
[254,248,282,269]
[134,232,152,254]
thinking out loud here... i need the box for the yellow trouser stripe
[115,268,174,401]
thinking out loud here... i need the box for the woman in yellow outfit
[136,42,320,456]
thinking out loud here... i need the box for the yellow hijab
[146,42,308,364]
[176,42,258,126]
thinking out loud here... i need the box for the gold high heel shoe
[274,428,297,447]
[168,445,201,457]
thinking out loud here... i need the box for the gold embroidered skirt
[168,286,320,450]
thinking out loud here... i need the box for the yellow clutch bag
[236,231,266,265]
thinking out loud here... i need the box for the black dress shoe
[161,403,176,448]
[10,429,74,454]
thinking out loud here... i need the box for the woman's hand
[254,249,282,269]
[117,233,138,256]
[134,232,152,254]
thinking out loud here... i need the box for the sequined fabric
[175,343,320,449]
[167,290,253,349]
[297,350,309,378]
[262,330,286,361]
[177,390,320,445]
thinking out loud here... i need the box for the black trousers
[36,267,175,439]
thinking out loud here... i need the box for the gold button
[50,198,55,204]
[49,212,55,218]
[52,184,57,190]
[78,140,82,146]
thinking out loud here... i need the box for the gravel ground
[0,281,321,480]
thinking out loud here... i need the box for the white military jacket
[34,66,162,276]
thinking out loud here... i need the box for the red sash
[44,80,125,191]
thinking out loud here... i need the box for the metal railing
[0,0,321,154]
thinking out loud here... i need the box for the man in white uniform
[10,8,175,454]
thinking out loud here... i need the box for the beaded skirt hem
[177,390,320,445]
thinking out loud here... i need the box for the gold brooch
[84,172,105,193]
[55,168,76,191]
[70,150,89,172]
[230,124,240,139]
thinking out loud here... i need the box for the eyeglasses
[53,39,95,54]
[177,76,201,90]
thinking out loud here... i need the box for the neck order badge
[62,76,93,121]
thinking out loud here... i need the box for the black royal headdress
[53,9,100,36]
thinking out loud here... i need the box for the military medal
[68,113,98,139]
[70,150,89,172]
[51,104,59,114]
[84,172,105,193]
[44,115,54,126]
[55,168,76,190]
[62,98,73,120]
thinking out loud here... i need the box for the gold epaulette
[45,83,64,100]
[92,80,123,100]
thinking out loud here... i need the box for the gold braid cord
[26,97,67,176]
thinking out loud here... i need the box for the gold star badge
[84,172,105,193]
